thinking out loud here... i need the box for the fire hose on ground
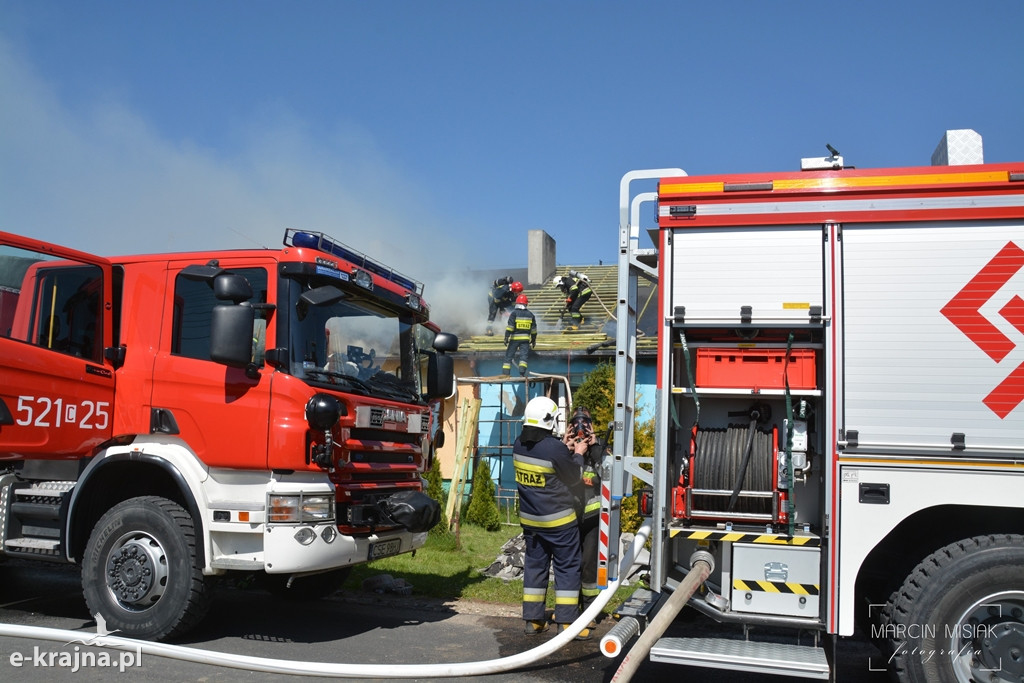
[0,524,652,678]
[608,549,715,683]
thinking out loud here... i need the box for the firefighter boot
[524,620,549,636]
[561,623,591,641]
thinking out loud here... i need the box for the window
[172,267,268,361]
[0,245,103,362]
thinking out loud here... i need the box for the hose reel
[674,404,780,522]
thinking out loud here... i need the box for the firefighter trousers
[568,292,591,323]
[579,515,601,612]
[503,341,531,375]
[522,524,582,624]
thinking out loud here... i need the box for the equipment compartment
[696,348,816,390]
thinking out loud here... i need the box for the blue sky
[1,1,1022,295]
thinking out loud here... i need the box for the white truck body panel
[841,220,1024,449]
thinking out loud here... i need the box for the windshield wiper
[367,372,422,402]
[304,368,373,394]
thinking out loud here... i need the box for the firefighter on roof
[554,272,592,331]
[486,276,523,336]
[514,396,591,640]
[502,294,536,376]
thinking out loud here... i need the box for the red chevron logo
[941,242,1024,418]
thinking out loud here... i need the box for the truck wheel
[885,534,1024,683]
[258,567,352,601]
[81,496,210,641]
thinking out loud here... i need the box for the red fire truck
[0,228,457,640]
[604,134,1024,682]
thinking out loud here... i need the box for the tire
[258,567,352,601]
[884,534,1024,683]
[81,496,210,641]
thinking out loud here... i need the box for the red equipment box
[695,348,817,390]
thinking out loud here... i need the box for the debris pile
[481,532,650,585]
[480,533,526,581]
[361,573,414,596]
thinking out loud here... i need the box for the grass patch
[344,524,523,604]
[343,524,636,610]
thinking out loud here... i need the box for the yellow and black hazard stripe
[669,529,820,546]
[733,579,819,595]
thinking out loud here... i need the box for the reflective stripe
[555,591,579,605]
[520,509,577,528]
[514,454,556,471]
[581,587,602,597]
[660,170,1013,195]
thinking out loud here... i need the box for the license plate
[369,538,402,560]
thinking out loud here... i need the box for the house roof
[457,264,659,355]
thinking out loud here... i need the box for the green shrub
[573,361,649,536]
[424,453,451,536]
[464,458,501,531]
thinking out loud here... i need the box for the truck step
[4,537,61,555]
[650,636,829,680]
[13,481,76,500]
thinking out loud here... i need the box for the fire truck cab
[0,228,457,640]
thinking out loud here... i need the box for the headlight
[268,494,335,523]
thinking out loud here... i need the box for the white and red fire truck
[603,133,1024,682]
[0,228,457,640]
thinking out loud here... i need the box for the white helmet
[523,397,558,431]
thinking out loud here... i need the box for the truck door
[148,259,272,469]
[0,232,115,459]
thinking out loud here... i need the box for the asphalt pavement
[0,558,890,682]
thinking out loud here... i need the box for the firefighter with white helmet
[502,293,536,376]
[486,276,523,336]
[514,396,590,639]
[554,273,592,331]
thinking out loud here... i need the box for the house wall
[434,355,657,490]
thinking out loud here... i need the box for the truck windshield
[287,283,432,404]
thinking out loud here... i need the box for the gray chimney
[528,230,556,285]
[931,129,984,166]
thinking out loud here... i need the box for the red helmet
[510,281,523,294]
[516,294,528,305]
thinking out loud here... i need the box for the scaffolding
[448,374,572,526]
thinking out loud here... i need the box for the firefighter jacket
[581,443,604,521]
[489,283,515,308]
[566,276,592,306]
[504,307,537,346]
[514,431,584,530]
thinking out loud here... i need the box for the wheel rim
[104,531,170,611]
[949,590,1024,682]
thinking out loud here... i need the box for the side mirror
[426,352,454,399]
[433,332,458,353]
[214,272,253,303]
[210,304,255,368]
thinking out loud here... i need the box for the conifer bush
[464,458,501,531]
[424,453,451,536]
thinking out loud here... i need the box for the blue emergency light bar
[285,229,424,295]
